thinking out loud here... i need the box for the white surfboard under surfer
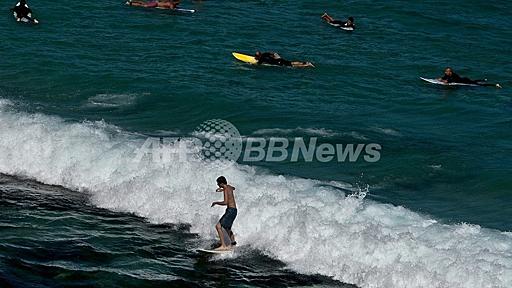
[422,67,502,88]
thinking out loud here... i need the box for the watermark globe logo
[194,119,243,162]
[133,119,381,165]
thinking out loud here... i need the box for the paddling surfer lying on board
[321,13,355,30]
[211,176,237,251]
[126,0,180,9]
[438,67,502,88]
[255,51,314,68]
[11,0,38,24]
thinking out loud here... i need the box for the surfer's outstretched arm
[211,188,228,206]
[211,200,226,207]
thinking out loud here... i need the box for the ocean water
[1,1,512,287]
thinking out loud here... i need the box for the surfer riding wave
[211,176,237,251]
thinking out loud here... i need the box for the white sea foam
[85,93,143,108]
[253,127,339,137]
[372,127,402,137]
[0,103,511,288]
[252,127,368,140]
[0,99,13,107]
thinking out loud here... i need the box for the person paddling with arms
[211,176,237,251]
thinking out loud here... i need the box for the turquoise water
[1,1,512,287]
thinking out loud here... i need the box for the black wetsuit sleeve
[258,53,281,66]
[330,20,345,26]
[459,77,477,84]
[12,4,31,18]
[257,53,269,64]
[450,74,463,83]
[443,73,462,83]
[278,59,292,67]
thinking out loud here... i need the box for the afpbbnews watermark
[133,119,381,164]
[243,138,380,163]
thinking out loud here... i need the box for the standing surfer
[211,176,237,251]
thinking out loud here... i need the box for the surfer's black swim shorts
[219,207,237,230]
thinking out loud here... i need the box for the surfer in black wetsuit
[438,67,501,88]
[322,13,354,30]
[254,51,314,68]
[255,52,285,66]
[11,0,38,24]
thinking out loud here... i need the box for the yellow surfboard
[232,52,258,64]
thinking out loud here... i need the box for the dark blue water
[1,1,511,287]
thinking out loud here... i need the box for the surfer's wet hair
[348,17,354,22]
[216,176,227,185]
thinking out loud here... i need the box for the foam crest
[253,127,340,137]
[85,93,141,108]
[0,104,511,288]
[251,127,369,140]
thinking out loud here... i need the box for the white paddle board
[156,7,196,13]
[196,248,233,255]
[13,12,38,24]
[327,22,354,31]
[420,77,479,87]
